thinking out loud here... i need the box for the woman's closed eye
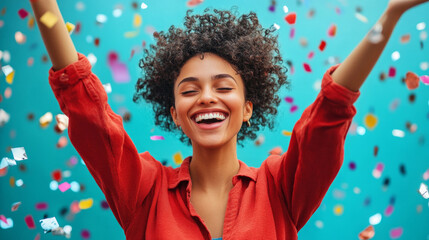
[181,88,233,95]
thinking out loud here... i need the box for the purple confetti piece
[35,202,48,210]
[284,96,294,103]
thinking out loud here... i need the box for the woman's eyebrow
[177,74,237,87]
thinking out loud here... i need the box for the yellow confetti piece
[79,198,93,210]
[9,176,15,188]
[39,112,53,128]
[133,13,142,28]
[282,130,292,136]
[124,30,139,38]
[66,22,75,34]
[364,113,378,130]
[28,15,35,29]
[173,152,183,165]
[6,70,15,84]
[40,11,58,28]
[333,204,344,216]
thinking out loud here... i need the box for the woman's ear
[170,106,178,126]
[244,101,253,121]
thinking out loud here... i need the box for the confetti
[59,182,71,192]
[385,204,394,216]
[389,227,403,239]
[113,4,123,17]
[349,161,356,170]
[303,63,312,72]
[0,217,13,229]
[57,136,68,148]
[39,217,59,233]
[2,65,15,84]
[284,12,296,24]
[52,169,62,181]
[25,215,36,229]
[289,27,295,39]
[134,13,142,27]
[290,105,298,113]
[96,14,107,24]
[369,213,382,225]
[355,12,368,23]
[416,22,426,31]
[420,75,429,85]
[358,225,375,240]
[11,202,21,211]
[39,112,53,128]
[419,183,429,199]
[405,72,420,90]
[333,204,343,215]
[327,24,337,37]
[108,51,131,83]
[0,157,16,169]
[186,0,203,7]
[392,129,405,138]
[319,40,326,51]
[423,169,429,180]
[11,147,27,160]
[18,9,29,19]
[65,22,75,34]
[150,135,165,140]
[79,198,94,210]
[283,5,289,13]
[388,66,396,78]
[173,152,183,165]
[282,130,292,136]
[364,113,377,130]
[141,2,148,9]
[54,114,69,133]
[372,163,384,179]
[81,229,91,239]
[400,34,410,44]
[35,202,48,210]
[28,15,35,28]
[40,11,58,28]
[391,51,400,61]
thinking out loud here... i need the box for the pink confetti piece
[388,67,396,78]
[384,204,394,216]
[34,233,41,240]
[289,27,295,39]
[35,202,48,210]
[58,182,71,192]
[18,9,29,19]
[150,135,165,141]
[0,215,7,224]
[284,96,293,103]
[81,229,91,239]
[307,51,315,59]
[420,75,429,85]
[372,162,384,179]
[389,227,403,239]
[290,105,298,113]
[25,215,36,229]
[423,169,429,180]
[108,51,130,83]
[303,63,312,72]
[328,24,337,37]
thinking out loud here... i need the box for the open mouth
[191,112,229,128]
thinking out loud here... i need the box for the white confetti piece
[39,217,59,233]
[419,183,429,199]
[11,147,27,160]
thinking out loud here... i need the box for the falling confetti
[39,112,53,128]
[2,65,15,84]
[358,225,375,240]
[11,202,21,211]
[364,113,377,130]
[284,12,296,24]
[173,152,183,165]
[79,198,94,210]
[405,72,420,90]
[390,227,403,239]
[369,213,382,225]
[39,217,59,233]
[372,163,384,179]
[25,215,36,229]
[108,51,130,83]
[18,9,29,19]
[150,135,165,140]
[303,63,312,72]
[419,183,429,199]
[186,0,203,7]
[327,24,337,37]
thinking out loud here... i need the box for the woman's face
[170,53,253,148]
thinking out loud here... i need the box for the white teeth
[194,112,226,123]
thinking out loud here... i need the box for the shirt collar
[168,156,257,190]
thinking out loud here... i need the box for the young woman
[30,0,428,239]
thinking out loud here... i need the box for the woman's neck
[189,138,240,196]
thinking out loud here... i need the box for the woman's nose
[197,88,217,105]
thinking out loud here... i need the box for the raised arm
[331,0,429,92]
[30,0,78,70]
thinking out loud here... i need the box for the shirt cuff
[321,64,361,106]
[48,53,92,90]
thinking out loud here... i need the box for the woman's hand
[387,0,429,15]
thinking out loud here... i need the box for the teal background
[1,0,429,239]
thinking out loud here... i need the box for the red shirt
[48,53,360,240]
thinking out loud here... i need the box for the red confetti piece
[319,40,327,51]
[24,215,36,229]
[388,67,396,77]
[328,24,337,37]
[284,96,293,103]
[94,37,100,47]
[18,9,29,19]
[35,202,48,210]
[11,202,21,211]
[405,71,420,90]
[52,169,62,181]
[303,63,312,72]
[75,22,81,34]
[284,12,296,24]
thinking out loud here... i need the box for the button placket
[59,72,69,82]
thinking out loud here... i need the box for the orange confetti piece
[358,225,375,240]
[173,152,183,165]
[405,71,420,90]
[364,113,378,130]
[328,24,337,37]
[282,130,292,136]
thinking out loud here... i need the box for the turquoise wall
[1,0,428,239]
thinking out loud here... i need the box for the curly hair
[133,8,290,147]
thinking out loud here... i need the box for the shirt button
[59,73,69,82]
